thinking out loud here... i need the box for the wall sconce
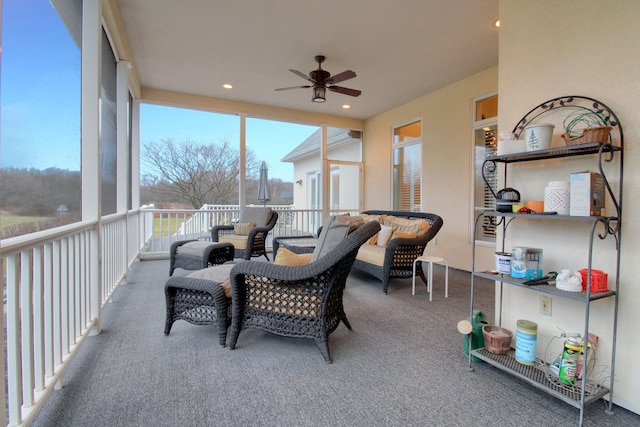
[312,86,326,103]
[296,180,303,185]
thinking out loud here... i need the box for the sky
[1,0,318,181]
[1,0,82,171]
[139,105,317,180]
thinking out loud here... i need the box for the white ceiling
[116,0,499,120]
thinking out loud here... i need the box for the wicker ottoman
[169,240,234,276]
[164,264,234,347]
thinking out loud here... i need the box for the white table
[412,255,448,301]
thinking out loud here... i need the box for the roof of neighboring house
[281,127,362,163]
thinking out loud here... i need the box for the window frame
[391,119,423,212]
[470,92,498,246]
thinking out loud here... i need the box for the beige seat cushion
[176,241,218,257]
[186,263,235,297]
[356,244,386,266]
[219,234,248,250]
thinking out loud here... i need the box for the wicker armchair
[351,210,443,294]
[228,220,381,363]
[211,207,278,261]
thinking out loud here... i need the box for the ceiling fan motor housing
[310,69,330,83]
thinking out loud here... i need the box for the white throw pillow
[376,224,393,247]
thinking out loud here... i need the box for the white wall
[498,0,639,414]
[364,66,499,271]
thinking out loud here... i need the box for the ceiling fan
[275,55,361,103]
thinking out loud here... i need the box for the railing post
[89,223,102,335]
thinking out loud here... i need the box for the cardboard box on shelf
[570,171,605,216]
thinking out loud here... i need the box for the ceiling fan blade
[327,85,362,97]
[275,85,312,91]
[326,70,356,85]
[289,69,312,82]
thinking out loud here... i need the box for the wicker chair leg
[341,315,352,330]
[418,268,428,288]
[164,288,176,335]
[316,339,332,364]
[383,279,389,294]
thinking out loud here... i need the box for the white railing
[0,206,359,425]
[1,212,132,426]
[137,206,358,257]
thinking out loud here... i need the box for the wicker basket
[561,126,612,146]
[482,325,513,355]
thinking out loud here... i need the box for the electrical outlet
[540,295,552,316]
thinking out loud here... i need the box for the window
[246,118,318,207]
[392,121,422,212]
[139,105,240,209]
[326,127,363,213]
[472,94,498,244]
[0,0,82,237]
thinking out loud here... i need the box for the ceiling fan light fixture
[312,86,326,103]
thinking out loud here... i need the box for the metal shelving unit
[468,96,624,427]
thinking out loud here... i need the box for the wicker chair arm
[245,223,276,240]
[210,224,234,241]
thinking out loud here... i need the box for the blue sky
[1,0,82,171]
[140,105,317,180]
[1,1,317,181]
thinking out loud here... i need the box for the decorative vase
[524,123,554,151]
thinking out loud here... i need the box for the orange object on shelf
[526,200,544,212]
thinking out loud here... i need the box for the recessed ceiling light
[223,83,233,89]
[494,19,500,28]
[342,104,351,109]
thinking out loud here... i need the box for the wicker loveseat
[352,210,443,294]
[228,219,381,363]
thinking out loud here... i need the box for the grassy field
[2,212,233,236]
[1,213,188,237]
[1,213,52,227]
[153,216,187,236]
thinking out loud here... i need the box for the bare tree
[141,136,260,209]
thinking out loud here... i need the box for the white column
[321,125,329,220]
[131,100,141,210]
[81,0,103,333]
[239,113,247,207]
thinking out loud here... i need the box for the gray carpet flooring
[30,259,639,427]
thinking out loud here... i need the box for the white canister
[524,123,554,151]
[544,181,570,215]
[495,252,512,274]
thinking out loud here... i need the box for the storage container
[482,325,513,355]
[579,269,608,292]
